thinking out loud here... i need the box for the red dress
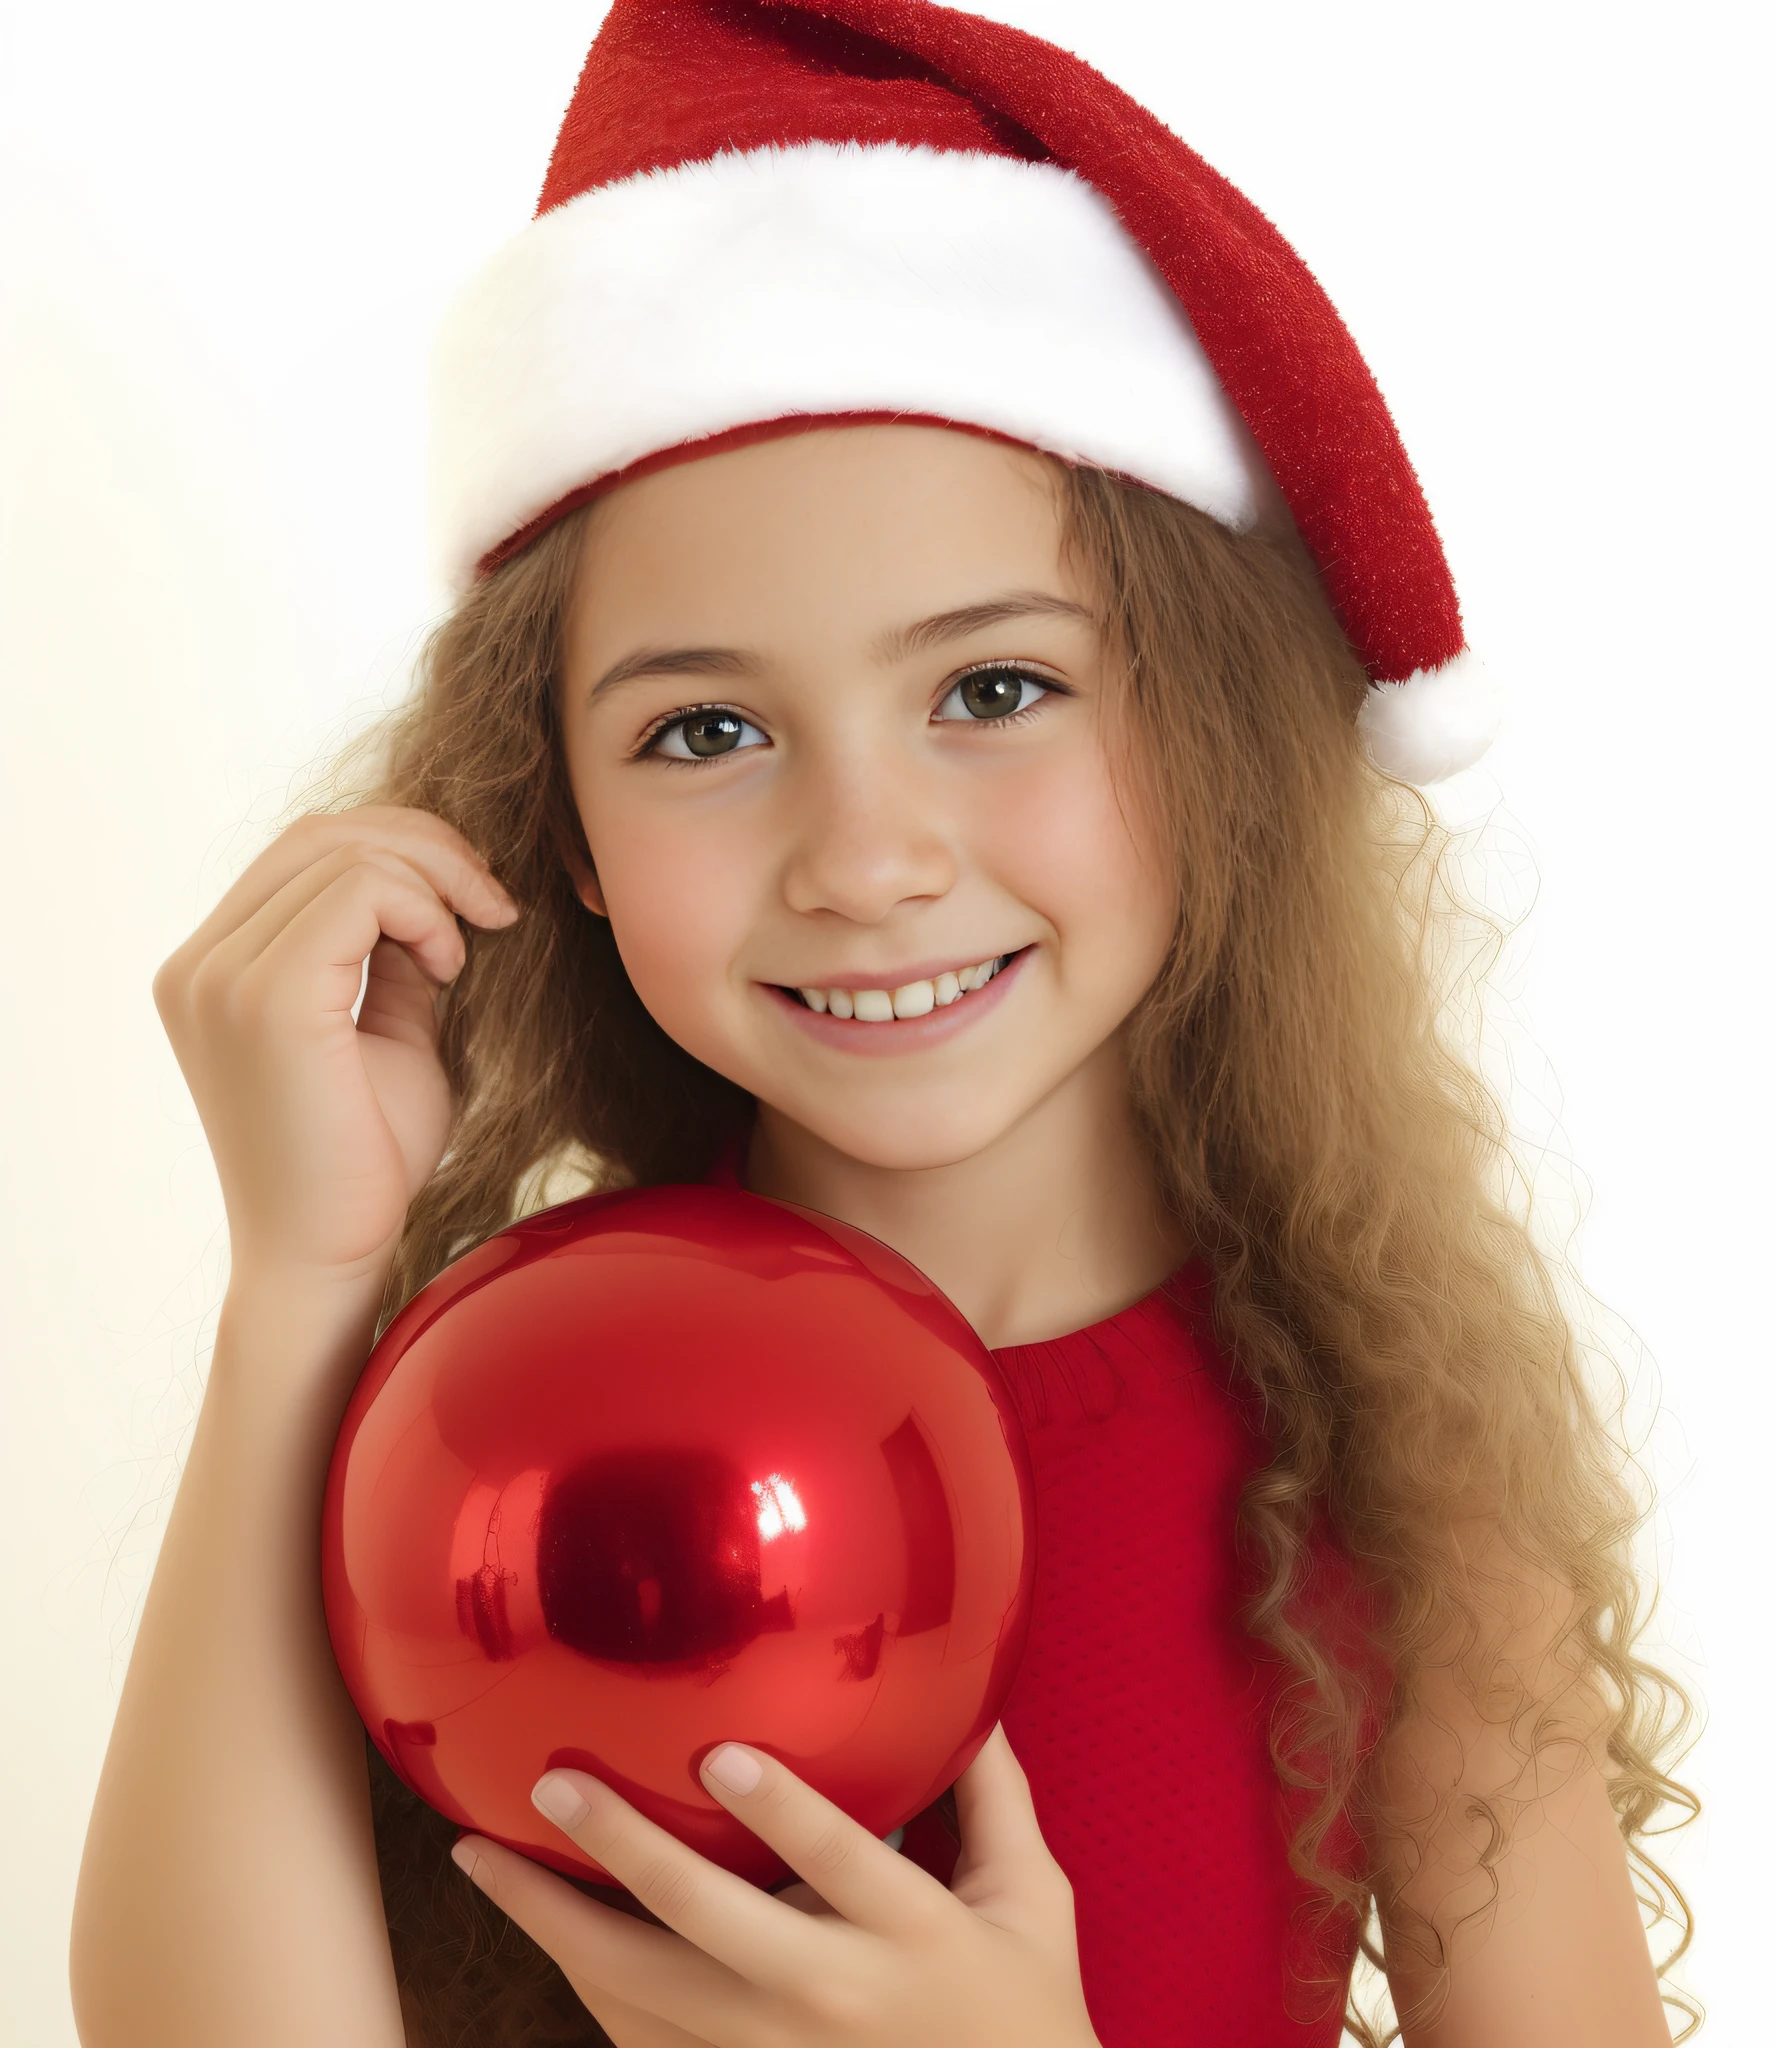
[912,1266,1373,2047]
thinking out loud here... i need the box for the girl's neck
[742,1036,1184,1350]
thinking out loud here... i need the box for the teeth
[794,956,1005,1021]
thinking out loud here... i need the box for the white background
[2,1,1770,2040]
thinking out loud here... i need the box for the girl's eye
[935,667,1053,722]
[649,708,767,760]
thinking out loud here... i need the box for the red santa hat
[430,0,1501,783]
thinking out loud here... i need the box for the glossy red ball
[321,1184,1035,1888]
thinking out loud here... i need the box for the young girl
[70,3,1697,2044]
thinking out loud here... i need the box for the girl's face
[559,424,1177,1173]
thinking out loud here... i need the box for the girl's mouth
[784,952,1010,1021]
[764,947,1033,1052]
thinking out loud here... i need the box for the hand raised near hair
[452,1725,1102,2048]
[152,804,518,1286]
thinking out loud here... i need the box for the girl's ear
[553,824,609,918]
[563,847,609,918]
[548,780,609,916]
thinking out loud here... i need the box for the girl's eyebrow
[873,590,1097,660]
[586,646,756,705]
[586,591,1094,706]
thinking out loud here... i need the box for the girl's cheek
[593,811,760,1040]
[978,741,1169,959]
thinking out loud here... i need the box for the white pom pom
[1357,650,1502,784]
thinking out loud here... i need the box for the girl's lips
[762,946,1032,1056]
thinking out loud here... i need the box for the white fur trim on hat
[428,140,1277,589]
[1357,650,1502,784]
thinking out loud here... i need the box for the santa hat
[430,0,1500,784]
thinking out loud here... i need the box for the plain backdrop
[2,1,1771,2040]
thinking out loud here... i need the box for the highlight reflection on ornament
[321,1184,1035,1888]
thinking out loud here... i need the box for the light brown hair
[326,464,1697,2045]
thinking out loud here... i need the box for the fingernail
[531,1772,591,1830]
[451,1840,485,1883]
[702,1743,763,1794]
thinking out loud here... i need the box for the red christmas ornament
[321,1184,1034,1888]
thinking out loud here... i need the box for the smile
[765,947,1033,1054]
[787,955,1007,1022]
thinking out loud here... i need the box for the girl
[70,3,1697,2044]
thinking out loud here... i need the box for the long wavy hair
[318,461,1698,2046]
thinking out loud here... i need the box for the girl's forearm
[70,1272,405,2048]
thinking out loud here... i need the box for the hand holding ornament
[453,1724,1102,2048]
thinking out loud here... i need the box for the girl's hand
[152,804,519,1282]
[450,1724,1101,2048]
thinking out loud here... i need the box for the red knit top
[906,1265,1374,2047]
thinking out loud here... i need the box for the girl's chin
[751,1095,1033,1177]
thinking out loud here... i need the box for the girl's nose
[778,757,959,925]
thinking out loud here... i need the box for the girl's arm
[1372,1553,1674,2047]
[69,806,519,2047]
[69,1273,406,2047]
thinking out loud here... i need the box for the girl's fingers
[690,1744,946,1937]
[525,1771,829,1994]
[948,1726,1077,1934]
[450,1837,760,2046]
[186,850,470,1030]
[173,806,515,971]
[950,1725,1054,1878]
[356,934,449,1051]
[568,1984,717,2048]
